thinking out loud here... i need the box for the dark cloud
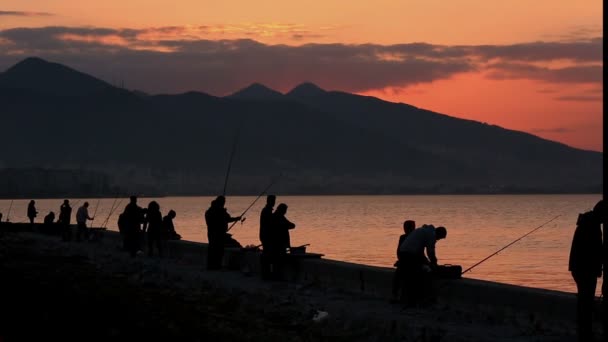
[486,63,602,84]
[0,10,54,17]
[555,95,603,102]
[0,26,603,95]
[473,39,602,62]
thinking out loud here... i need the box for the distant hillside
[0,57,602,195]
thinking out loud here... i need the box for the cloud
[555,95,603,102]
[472,38,602,62]
[0,10,53,17]
[486,62,602,84]
[0,25,603,94]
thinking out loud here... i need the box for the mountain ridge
[0,57,601,195]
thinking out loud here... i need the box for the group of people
[32,199,95,242]
[4,195,607,341]
[204,194,296,280]
[15,197,181,255]
[117,196,180,257]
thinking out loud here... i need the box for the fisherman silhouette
[42,211,55,234]
[398,224,447,307]
[145,201,163,257]
[569,199,606,342]
[122,195,145,257]
[27,200,38,225]
[163,210,180,240]
[58,199,72,241]
[267,203,296,280]
[205,196,241,270]
[391,219,416,303]
[259,195,276,280]
[75,202,94,241]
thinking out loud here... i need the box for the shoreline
[1,224,601,340]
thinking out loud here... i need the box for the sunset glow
[0,0,602,151]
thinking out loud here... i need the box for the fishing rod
[89,199,101,228]
[222,128,240,196]
[227,174,282,232]
[102,197,125,228]
[6,199,13,222]
[100,196,119,228]
[461,214,561,275]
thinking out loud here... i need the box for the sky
[0,1,603,151]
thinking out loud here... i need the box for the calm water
[1,194,602,294]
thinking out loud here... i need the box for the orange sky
[0,0,603,151]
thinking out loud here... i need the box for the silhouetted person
[42,211,55,234]
[398,224,447,307]
[76,202,94,241]
[122,196,145,257]
[163,210,180,240]
[204,196,241,270]
[146,201,164,257]
[268,203,295,280]
[27,200,38,225]
[391,219,416,303]
[569,199,606,342]
[259,195,276,280]
[58,199,72,241]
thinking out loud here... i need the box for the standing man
[269,203,296,280]
[58,199,72,241]
[27,200,38,225]
[391,219,416,303]
[259,195,276,280]
[398,224,447,307]
[75,202,94,241]
[122,196,145,257]
[204,196,241,270]
[569,199,606,342]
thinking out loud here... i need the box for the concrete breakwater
[2,223,591,324]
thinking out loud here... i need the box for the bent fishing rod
[461,214,561,275]
[227,174,282,232]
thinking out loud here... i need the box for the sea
[1,194,603,295]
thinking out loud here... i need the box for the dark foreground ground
[0,230,581,341]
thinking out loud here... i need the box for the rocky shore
[0,230,579,341]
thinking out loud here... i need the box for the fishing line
[461,214,561,275]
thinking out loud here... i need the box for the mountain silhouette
[228,83,284,101]
[0,57,602,195]
[0,57,122,96]
[286,82,327,98]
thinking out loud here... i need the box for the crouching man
[398,224,447,307]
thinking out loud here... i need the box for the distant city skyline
[0,0,603,151]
